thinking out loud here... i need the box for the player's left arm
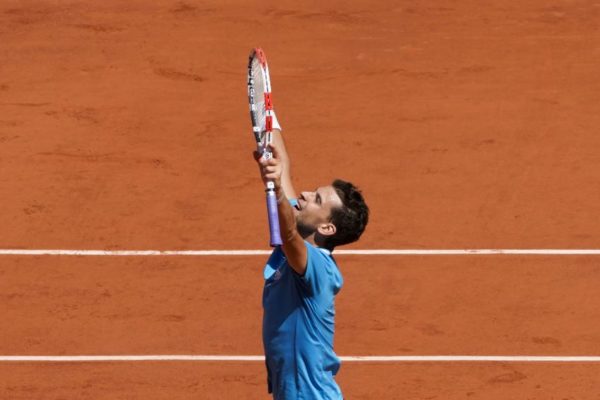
[256,141,307,274]
[270,129,297,200]
[253,129,297,201]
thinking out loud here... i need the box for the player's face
[294,185,343,236]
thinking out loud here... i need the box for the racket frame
[247,48,282,247]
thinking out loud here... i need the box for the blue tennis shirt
[262,242,344,400]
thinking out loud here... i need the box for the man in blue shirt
[255,119,369,400]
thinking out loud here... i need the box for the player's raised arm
[256,141,307,274]
[270,128,297,200]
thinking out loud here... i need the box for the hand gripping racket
[247,48,282,247]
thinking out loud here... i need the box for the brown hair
[323,179,369,250]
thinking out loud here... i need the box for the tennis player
[255,117,369,400]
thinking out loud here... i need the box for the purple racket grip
[266,187,282,247]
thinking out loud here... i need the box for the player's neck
[305,233,329,250]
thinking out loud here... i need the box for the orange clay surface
[1,0,600,399]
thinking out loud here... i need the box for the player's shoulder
[305,241,333,262]
[306,242,341,276]
[306,243,343,293]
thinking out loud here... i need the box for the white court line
[2,355,600,363]
[0,249,600,256]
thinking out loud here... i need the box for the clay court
[1,0,600,398]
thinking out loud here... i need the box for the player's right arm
[256,141,307,275]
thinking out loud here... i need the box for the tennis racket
[247,47,282,247]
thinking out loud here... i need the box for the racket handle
[266,185,282,247]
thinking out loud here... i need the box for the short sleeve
[296,242,343,296]
[264,247,285,280]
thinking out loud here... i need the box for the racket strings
[250,58,267,136]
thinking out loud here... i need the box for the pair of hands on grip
[254,142,283,189]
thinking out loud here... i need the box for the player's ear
[317,222,336,237]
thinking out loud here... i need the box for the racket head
[247,48,274,153]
